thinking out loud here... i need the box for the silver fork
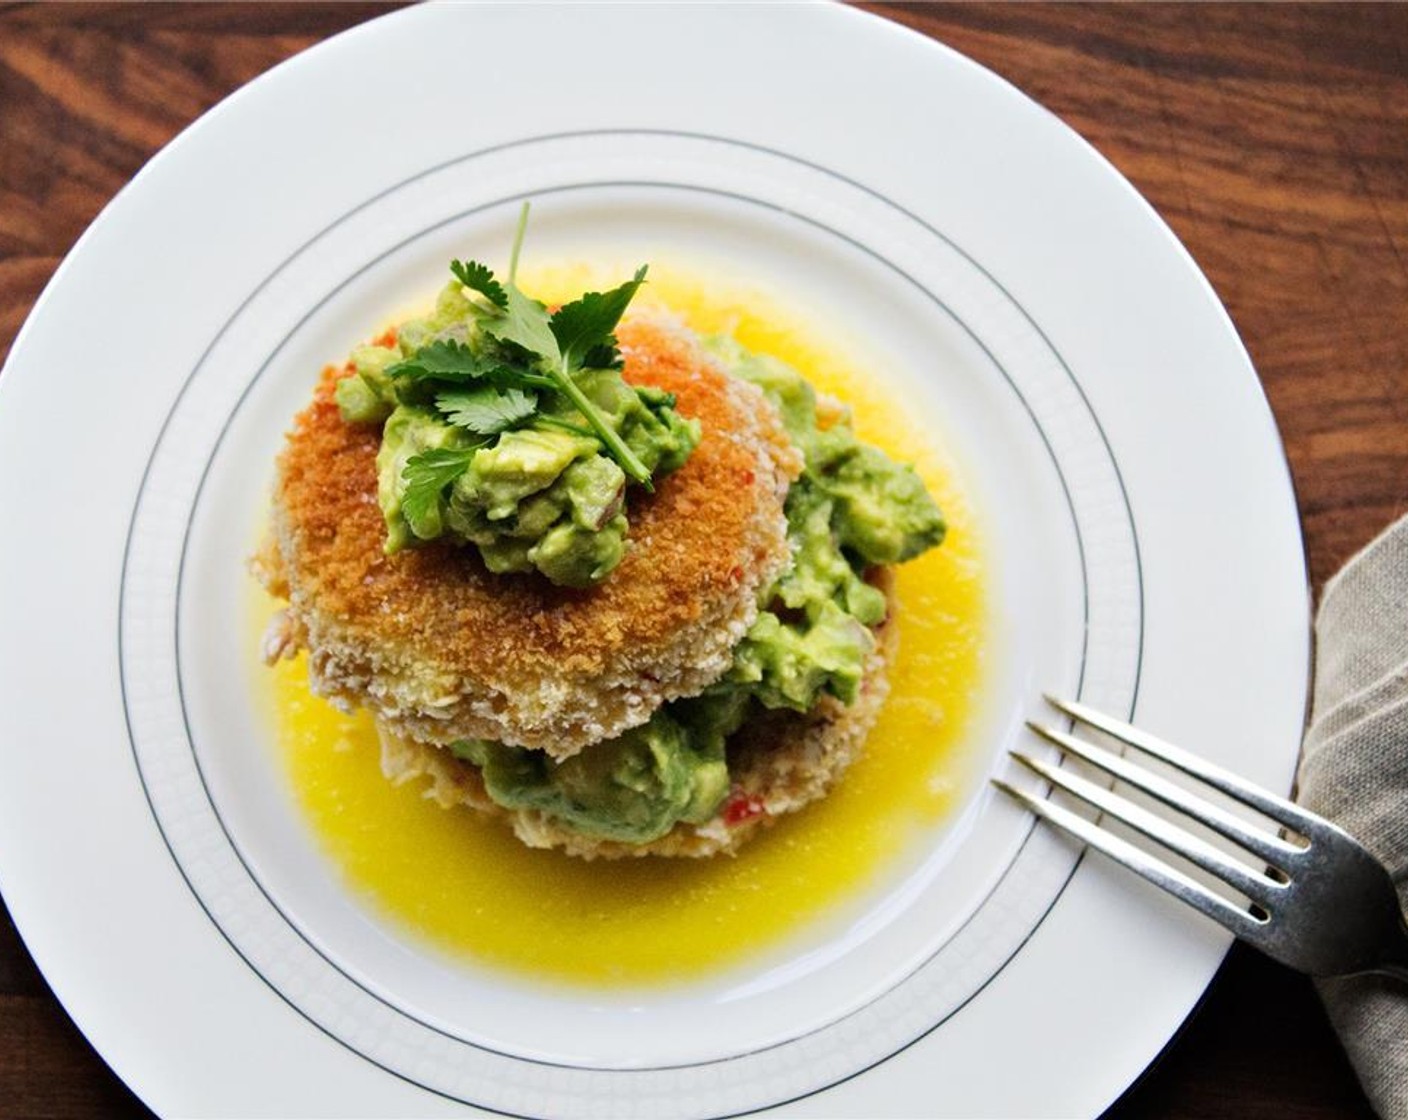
[995,695,1408,981]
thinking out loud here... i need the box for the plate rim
[0,4,1309,1117]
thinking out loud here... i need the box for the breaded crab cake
[257,317,803,757]
[375,572,897,860]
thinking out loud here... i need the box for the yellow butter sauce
[253,262,986,987]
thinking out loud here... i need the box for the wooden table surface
[1,3,1404,1117]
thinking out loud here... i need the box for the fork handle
[1373,916,1408,983]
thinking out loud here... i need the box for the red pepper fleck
[740,469,755,485]
[723,792,766,826]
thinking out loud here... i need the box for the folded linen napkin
[1298,512,1408,1120]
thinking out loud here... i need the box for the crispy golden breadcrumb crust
[376,571,897,859]
[260,316,803,757]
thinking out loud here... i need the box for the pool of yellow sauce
[254,262,986,988]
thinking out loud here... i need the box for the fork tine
[1027,720,1303,867]
[1010,752,1285,908]
[1045,695,1325,839]
[993,779,1266,941]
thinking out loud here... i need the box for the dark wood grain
[1,3,1403,1117]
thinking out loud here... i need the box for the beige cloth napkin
[1298,512,1408,1120]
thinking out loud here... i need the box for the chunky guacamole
[338,245,699,587]
[452,693,746,844]
[448,340,946,845]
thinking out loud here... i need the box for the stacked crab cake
[258,247,945,859]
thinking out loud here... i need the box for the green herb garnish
[446,204,652,487]
[449,259,507,310]
[384,339,554,391]
[549,267,647,374]
[343,203,700,585]
[376,206,655,503]
[435,386,538,435]
[401,447,479,535]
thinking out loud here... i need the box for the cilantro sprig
[435,386,537,435]
[367,204,671,558]
[384,339,555,391]
[383,204,653,488]
[401,447,478,534]
[449,259,507,309]
[468,204,654,487]
[549,266,646,372]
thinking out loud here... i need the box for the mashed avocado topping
[447,339,947,845]
[711,338,945,710]
[337,210,699,587]
[450,693,745,844]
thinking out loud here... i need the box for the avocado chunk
[334,344,400,425]
[811,434,946,565]
[460,429,595,520]
[450,695,740,844]
[529,513,629,587]
[726,600,874,710]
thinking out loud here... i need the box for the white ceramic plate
[0,5,1308,1117]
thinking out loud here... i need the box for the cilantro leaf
[386,340,553,391]
[401,447,476,536]
[436,387,538,435]
[450,259,508,309]
[482,285,562,366]
[581,343,623,370]
[386,339,490,381]
[472,203,652,487]
[550,266,648,370]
